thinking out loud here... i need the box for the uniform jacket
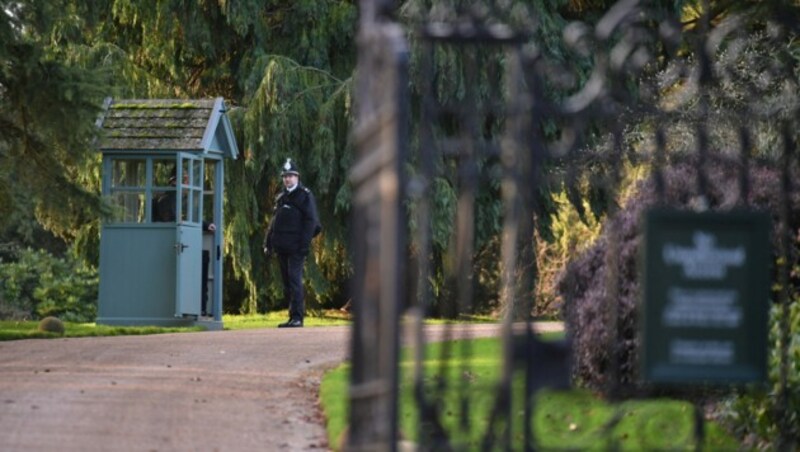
[264,183,321,255]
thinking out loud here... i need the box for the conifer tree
[54,0,359,312]
[0,0,110,252]
[7,0,792,317]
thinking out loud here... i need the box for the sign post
[641,210,770,385]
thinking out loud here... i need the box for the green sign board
[641,209,770,385]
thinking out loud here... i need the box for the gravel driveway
[0,323,562,452]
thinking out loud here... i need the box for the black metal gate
[348,1,798,450]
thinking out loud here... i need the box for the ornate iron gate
[348,0,798,450]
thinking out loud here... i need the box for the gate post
[347,1,409,449]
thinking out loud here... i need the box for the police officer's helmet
[281,158,300,177]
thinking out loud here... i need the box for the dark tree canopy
[0,0,111,250]
[3,0,799,317]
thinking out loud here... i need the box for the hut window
[153,159,176,187]
[112,159,145,188]
[110,159,146,223]
[203,161,217,225]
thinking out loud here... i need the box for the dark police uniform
[263,160,321,327]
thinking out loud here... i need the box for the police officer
[263,158,321,328]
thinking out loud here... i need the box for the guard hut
[95,98,239,329]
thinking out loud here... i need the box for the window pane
[154,159,176,187]
[203,193,215,224]
[110,192,146,223]
[192,160,202,188]
[111,159,145,188]
[181,191,189,223]
[203,161,216,225]
[181,159,190,187]
[204,161,216,191]
[192,189,202,224]
[152,189,176,223]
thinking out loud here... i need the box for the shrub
[0,249,40,320]
[0,248,98,322]
[38,316,66,335]
[557,157,800,446]
[559,157,799,389]
[718,301,800,449]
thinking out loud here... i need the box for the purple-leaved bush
[557,156,800,394]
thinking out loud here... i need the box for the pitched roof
[96,97,238,159]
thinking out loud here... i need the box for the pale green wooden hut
[95,98,239,329]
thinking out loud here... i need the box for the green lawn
[220,310,351,329]
[0,320,205,340]
[320,335,742,451]
[0,310,351,341]
[0,310,498,340]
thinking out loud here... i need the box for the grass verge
[0,320,204,340]
[320,335,741,451]
[221,310,351,329]
[0,310,352,341]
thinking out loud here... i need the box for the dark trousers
[277,252,306,321]
[201,250,210,315]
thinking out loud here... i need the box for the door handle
[174,243,189,253]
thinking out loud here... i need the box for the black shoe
[278,319,303,328]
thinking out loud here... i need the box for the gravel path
[0,322,562,452]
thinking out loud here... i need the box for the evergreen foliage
[0,247,98,322]
[226,54,354,313]
[3,0,359,313]
[1,0,670,318]
[398,0,595,317]
[0,0,111,251]
[2,0,799,325]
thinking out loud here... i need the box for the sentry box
[95,98,239,329]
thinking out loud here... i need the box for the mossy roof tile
[97,98,218,151]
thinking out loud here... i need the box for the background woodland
[0,0,797,320]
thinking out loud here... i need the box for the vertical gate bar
[513,43,537,451]
[693,401,706,452]
[519,43,550,451]
[388,34,409,452]
[694,0,713,209]
[414,38,448,449]
[737,128,751,207]
[654,128,667,205]
[776,122,794,451]
[603,127,624,400]
[455,45,479,438]
[491,43,528,451]
[348,7,409,448]
[428,42,457,450]
[479,48,519,449]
